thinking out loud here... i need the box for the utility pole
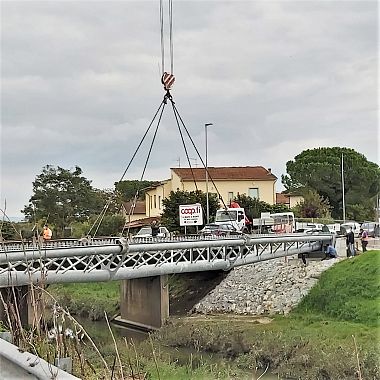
[341,153,346,223]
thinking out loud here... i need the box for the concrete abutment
[119,275,169,330]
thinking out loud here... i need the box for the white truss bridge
[0,234,334,287]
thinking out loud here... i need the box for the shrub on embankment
[294,250,380,325]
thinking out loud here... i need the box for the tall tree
[234,194,289,219]
[292,189,331,219]
[115,180,158,202]
[282,148,380,219]
[161,190,219,232]
[22,165,104,234]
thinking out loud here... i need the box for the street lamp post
[205,123,213,224]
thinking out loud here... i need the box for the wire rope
[169,0,174,74]
[123,101,167,237]
[160,0,165,76]
[170,101,198,191]
[169,99,229,211]
[88,100,166,237]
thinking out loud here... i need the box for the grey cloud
[1,1,378,216]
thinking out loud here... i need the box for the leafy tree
[115,180,158,202]
[22,165,104,236]
[161,190,219,233]
[292,189,331,218]
[346,201,376,222]
[90,215,125,237]
[234,194,272,219]
[270,203,293,214]
[282,147,380,219]
[0,221,16,240]
[233,194,289,219]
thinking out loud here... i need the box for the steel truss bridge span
[0,234,333,287]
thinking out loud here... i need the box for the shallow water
[76,317,285,379]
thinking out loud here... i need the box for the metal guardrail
[0,336,80,379]
[0,234,334,287]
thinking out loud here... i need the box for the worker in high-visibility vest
[43,225,52,240]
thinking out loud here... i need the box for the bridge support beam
[0,286,43,329]
[119,275,169,330]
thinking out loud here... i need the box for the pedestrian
[43,224,52,241]
[346,227,355,257]
[151,220,159,238]
[359,228,369,252]
[323,244,337,260]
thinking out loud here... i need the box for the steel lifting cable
[160,0,175,91]
[169,99,230,211]
[160,0,165,76]
[160,0,174,75]
[88,100,167,237]
[169,0,174,74]
[122,100,167,237]
[170,101,198,191]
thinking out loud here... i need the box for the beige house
[276,192,304,209]
[145,166,277,218]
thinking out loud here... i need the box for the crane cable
[87,99,167,237]
[160,0,174,76]
[122,101,167,237]
[169,98,230,212]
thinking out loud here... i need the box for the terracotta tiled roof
[276,193,290,204]
[171,166,277,181]
[124,216,161,228]
[122,201,146,214]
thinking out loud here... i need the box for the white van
[134,226,170,238]
[340,222,361,237]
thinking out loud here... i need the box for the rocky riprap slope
[192,257,343,316]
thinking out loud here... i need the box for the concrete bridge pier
[0,286,43,329]
[119,275,169,330]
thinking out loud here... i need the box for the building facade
[145,166,277,218]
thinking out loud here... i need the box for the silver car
[361,222,376,237]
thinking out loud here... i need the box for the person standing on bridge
[43,225,52,241]
[359,228,369,252]
[151,220,159,238]
[346,228,355,257]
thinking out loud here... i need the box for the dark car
[199,223,242,237]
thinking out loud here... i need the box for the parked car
[199,223,242,237]
[134,226,170,239]
[361,222,377,237]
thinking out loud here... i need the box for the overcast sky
[1,0,378,217]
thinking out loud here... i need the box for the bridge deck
[0,234,334,287]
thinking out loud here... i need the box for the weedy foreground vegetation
[42,250,380,379]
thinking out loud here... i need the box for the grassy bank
[48,281,120,320]
[48,251,380,379]
[155,251,380,379]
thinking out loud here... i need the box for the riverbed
[77,317,281,380]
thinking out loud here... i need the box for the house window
[228,192,234,203]
[249,188,259,199]
[154,195,157,208]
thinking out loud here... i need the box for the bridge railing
[0,233,334,287]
